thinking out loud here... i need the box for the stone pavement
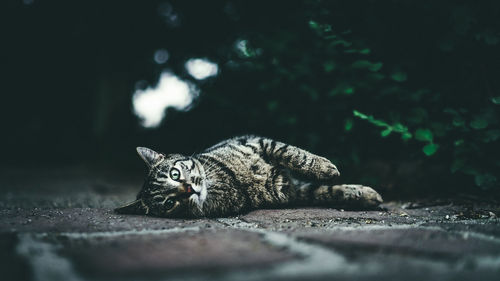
[1,168,499,281]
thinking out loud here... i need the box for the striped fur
[115,136,383,217]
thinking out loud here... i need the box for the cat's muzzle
[180,182,200,197]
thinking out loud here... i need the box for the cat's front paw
[316,157,340,180]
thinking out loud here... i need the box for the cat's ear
[115,199,149,215]
[136,147,164,167]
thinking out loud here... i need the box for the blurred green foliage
[206,0,500,193]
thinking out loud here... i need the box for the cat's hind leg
[296,183,383,209]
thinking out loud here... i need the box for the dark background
[2,0,499,199]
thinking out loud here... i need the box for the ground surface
[1,168,499,281]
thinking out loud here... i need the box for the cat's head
[115,147,207,217]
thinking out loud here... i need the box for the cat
[115,135,383,218]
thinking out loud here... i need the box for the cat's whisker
[200,156,210,167]
[203,163,220,175]
[204,164,219,173]
[205,167,223,178]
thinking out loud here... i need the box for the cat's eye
[169,168,181,181]
[165,199,176,209]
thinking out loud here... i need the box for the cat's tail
[296,184,383,209]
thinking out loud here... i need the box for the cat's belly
[235,157,291,207]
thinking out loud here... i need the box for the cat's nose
[184,183,194,194]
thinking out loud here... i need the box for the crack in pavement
[56,226,201,239]
[16,233,84,281]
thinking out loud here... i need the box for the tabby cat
[115,136,383,218]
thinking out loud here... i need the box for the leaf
[344,87,354,95]
[470,117,488,130]
[330,84,354,97]
[381,128,392,137]
[474,174,497,188]
[491,96,500,104]
[331,39,352,47]
[323,61,336,72]
[452,117,465,127]
[308,20,319,30]
[483,129,500,142]
[368,73,385,80]
[392,123,407,133]
[370,119,389,127]
[369,62,383,72]
[422,143,439,156]
[359,48,371,54]
[353,110,368,120]
[351,60,383,72]
[401,132,412,140]
[415,128,434,142]
[344,119,353,131]
[391,71,407,82]
[351,60,371,69]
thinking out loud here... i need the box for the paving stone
[295,224,500,258]
[55,229,296,279]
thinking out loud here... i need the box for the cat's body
[115,136,383,218]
